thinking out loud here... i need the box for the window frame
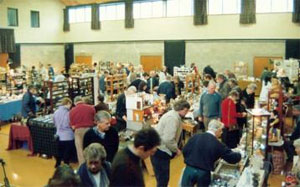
[7,8,18,27]
[30,10,40,28]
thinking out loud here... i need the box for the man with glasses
[83,111,119,162]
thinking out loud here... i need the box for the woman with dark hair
[95,94,109,113]
[172,76,184,97]
[137,80,147,93]
[48,164,81,187]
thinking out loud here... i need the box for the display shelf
[6,73,26,95]
[185,73,200,94]
[233,61,248,80]
[43,80,70,114]
[70,76,94,104]
[105,74,127,101]
[246,108,271,160]
[267,90,284,135]
[173,66,192,82]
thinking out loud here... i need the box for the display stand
[6,73,25,95]
[173,66,191,82]
[70,77,94,104]
[267,90,284,134]
[246,108,271,160]
[233,61,248,80]
[105,74,127,101]
[185,74,200,94]
[43,80,70,114]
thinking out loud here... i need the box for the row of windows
[7,8,40,27]
[69,0,294,23]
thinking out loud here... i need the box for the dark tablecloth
[28,117,58,157]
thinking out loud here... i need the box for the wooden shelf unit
[185,73,200,94]
[106,74,127,101]
[267,89,284,135]
[43,80,70,114]
[70,77,94,104]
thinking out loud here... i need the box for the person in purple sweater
[53,97,75,168]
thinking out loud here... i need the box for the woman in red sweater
[221,90,246,148]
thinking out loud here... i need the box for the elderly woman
[221,90,246,148]
[240,83,257,109]
[77,143,111,187]
[53,97,74,168]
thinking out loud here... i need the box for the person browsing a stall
[181,120,241,187]
[69,96,96,165]
[83,111,119,163]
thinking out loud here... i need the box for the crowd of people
[18,62,300,187]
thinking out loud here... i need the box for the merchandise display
[245,108,271,159]
[105,74,127,101]
[43,80,70,113]
[70,76,94,104]
[27,115,58,157]
[3,60,298,187]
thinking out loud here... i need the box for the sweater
[155,110,182,156]
[69,103,95,129]
[199,92,222,118]
[53,105,74,141]
[157,81,175,102]
[83,127,119,162]
[115,93,126,119]
[21,91,36,118]
[183,132,241,171]
[110,147,145,187]
[240,89,255,109]
[221,98,243,128]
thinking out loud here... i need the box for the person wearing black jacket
[115,86,136,131]
[83,111,119,163]
[203,65,216,79]
[240,83,257,109]
[77,143,111,187]
[284,117,300,162]
[147,71,159,93]
[21,85,38,118]
[157,76,176,103]
[181,120,241,187]
[110,128,161,187]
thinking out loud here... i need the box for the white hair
[208,120,223,132]
[294,139,300,148]
[126,86,137,95]
[208,80,216,88]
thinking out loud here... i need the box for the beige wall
[21,44,65,72]
[186,40,285,76]
[65,13,299,42]
[74,42,164,66]
[0,0,64,43]
[0,0,298,76]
